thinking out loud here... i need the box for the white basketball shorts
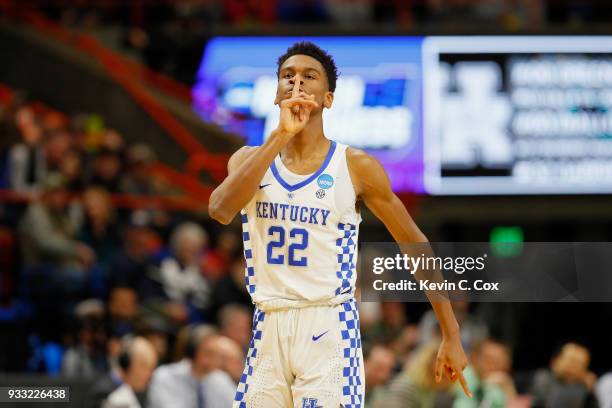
[233,299,365,408]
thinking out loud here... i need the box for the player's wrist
[270,128,295,143]
[441,323,461,340]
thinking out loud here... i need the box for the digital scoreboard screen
[423,36,612,195]
[194,36,612,195]
[194,36,425,193]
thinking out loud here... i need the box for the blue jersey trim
[270,140,337,192]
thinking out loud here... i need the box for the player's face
[275,54,334,112]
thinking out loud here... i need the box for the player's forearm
[405,240,461,340]
[209,129,291,224]
[403,241,461,339]
[430,301,461,339]
[386,210,460,339]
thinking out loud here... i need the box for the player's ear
[323,91,334,109]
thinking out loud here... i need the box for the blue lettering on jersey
[256,201,330,226]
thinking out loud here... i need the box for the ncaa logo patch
[317,174,334,189]
[316,189,325,199]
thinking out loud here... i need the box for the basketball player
[209,41,471,408]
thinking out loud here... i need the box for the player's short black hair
[276,41,339,92]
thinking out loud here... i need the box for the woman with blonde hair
[372,341,455,408]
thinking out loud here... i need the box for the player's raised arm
[347,148,472,398]
[208,83,318,224]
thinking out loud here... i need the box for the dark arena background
[1,1,612,407]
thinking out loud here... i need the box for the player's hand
[277,84,319,137]
[435,335,472,398]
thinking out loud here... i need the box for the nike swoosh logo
[312,331,329,342]
[259,183,271,189]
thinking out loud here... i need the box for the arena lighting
[489,226,524,258]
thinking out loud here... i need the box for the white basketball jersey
[240,141,361,311]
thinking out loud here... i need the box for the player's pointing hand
[435,334,472,398]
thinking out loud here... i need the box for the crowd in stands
[2,91,612,407]
[29,0,611,84]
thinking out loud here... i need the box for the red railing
[0,188,206,212]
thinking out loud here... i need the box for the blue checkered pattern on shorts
[241,210,256,295]
[234,307,265,407]
[338,299,363,408]
[335,223,357,296]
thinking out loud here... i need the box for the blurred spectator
[102,129,125,153]
[120,144,157,195]
[371,341,455,408]
[77,186,122,270]
[201,229,240,281]
[137,315,172,365]
[107,286,140,338]
[363,302,419,363]
[103,336,158,408]
[364,343,396,406]
[363,302,407,345]
[89,149,123,193]
[18,174,96,341]
[530,342,598,408]
[19,173,94,277]
[453,338,516,408]
[214,335,245,385]
[0,97,26,165]
[154,222,211,323]
[207,255,253,320]
[61,299,109,378]
[148,325,235,408]
[44,130,73,173]
[223,0,275,25]
[325,0,373,28]
[109,226,160,290]
[7,108,45,193]
[597,372,612,408]
[218,303,253,352]
[59,149,85,192]
[419,300,489,354]
[277,0,329,23]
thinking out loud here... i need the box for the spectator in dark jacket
[531,342,598,408]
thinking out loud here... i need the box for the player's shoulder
[345,146,389,196]
[345,146,383,173]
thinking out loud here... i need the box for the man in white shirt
[104,336,158,408]
[148,326,236,408]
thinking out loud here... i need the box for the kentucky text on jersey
[256,201,331,226]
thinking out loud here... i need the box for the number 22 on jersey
[266,226,309,267]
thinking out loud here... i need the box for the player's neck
[282,115,328,161]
